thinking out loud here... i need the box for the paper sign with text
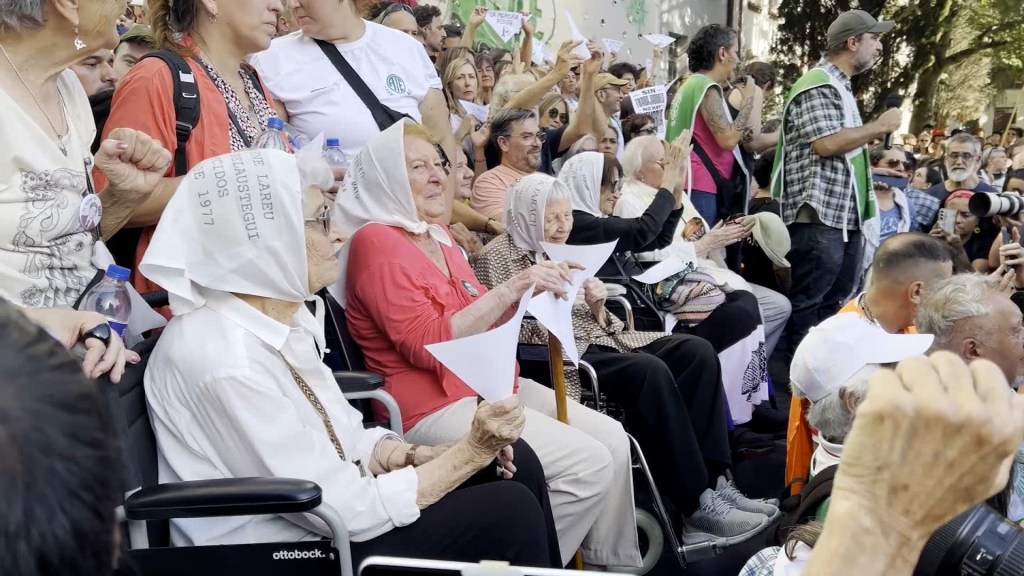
[643,34,675,48]
[629,85,668,138]
[602,38,624,56]
[484,10,523,43]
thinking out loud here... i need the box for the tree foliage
[771,0,1024,131]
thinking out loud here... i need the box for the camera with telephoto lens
[969,193,1024,218]
[914,504,1024,576]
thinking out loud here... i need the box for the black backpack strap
[313,38,411,132]
[769,464,837,546]
[141,50,201,177]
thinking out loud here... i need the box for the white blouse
[144,290,420,545]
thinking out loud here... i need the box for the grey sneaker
[681,489,770,545]
[715,476,782,521]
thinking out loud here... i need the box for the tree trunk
[910,66,943,132]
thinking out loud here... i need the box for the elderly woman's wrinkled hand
[829,352,1024,547]
[695,221,749,257]
[22,307,139,383]
[517,260,581,300]
[467,396,526,458]
[95,128,172,202]
[450,222,483,257]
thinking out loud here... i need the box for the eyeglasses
[305,203,332,235]
[436,144,452,176]
[547,108,569,124]
[635,126,656,136]
[948,152,977,162]
[515,131,547,144]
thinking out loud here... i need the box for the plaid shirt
[903,187,941,232]
[781,60,862,230]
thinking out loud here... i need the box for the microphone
[883,93,903,150]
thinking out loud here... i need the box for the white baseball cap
[791,313,934,403]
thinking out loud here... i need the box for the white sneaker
[681,489,770,545]
[715,476,781,521]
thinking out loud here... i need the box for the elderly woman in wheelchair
[337,120,639,569]
[140,148,559,567]
[559,148,772,426]
[473,172,780,545]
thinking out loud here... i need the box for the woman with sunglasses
[538,93,570,131]
[861,144,918,286]
[622,114,657,145]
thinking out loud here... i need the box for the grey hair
[947,132,982,156]
[0,0,46,33]
[916,273,998,348]
[563,135,597,161]
[296,152,334,193]
[622,135,660,179]
[489,73,535,116]
[806,364,875,443]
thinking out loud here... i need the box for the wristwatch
[83,323,112,347]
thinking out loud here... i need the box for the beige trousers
[406,379,641,568]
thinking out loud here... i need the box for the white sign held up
[484,10,523,43]
[564,11,592,60]
[643,34,675,49]
[601,38,624,56]
[629,85,669,138]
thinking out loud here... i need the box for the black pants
[581,334,730,517]
[350,439,559,568]
[673,290,762,352]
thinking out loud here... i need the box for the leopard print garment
[474,234,666,400]
[198,59,277,151]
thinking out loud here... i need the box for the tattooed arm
[698,78,762,150]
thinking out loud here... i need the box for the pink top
[471,164,530,220]
[345,223,519,431]
[690,112,736,195]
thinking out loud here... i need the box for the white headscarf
[331,120,451,305]
[139,150,309,315]
[558,151,605,218]
[504,173,572,255]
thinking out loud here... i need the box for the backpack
[140,49,267,176]
[767,464,837,546]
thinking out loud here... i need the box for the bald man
[785,232,954,493]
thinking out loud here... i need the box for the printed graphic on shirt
[13,167,93,307]
[742,342,767,401]
[385,74,410,96]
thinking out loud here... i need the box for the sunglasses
[305,203,332,235]
[635,126,656,136]
[884,159,911,170]
[376,2,414,22]
[547,108,569,124]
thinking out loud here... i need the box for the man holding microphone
[770,10,903,353]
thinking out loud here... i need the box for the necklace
[859,292,879,326]
[0,42,70,157]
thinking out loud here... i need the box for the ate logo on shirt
[385,74,410,96]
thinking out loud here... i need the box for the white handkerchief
[459,100,489,124]
[531,37,550,66]
[643,34,675,49]
[602,38,624,55]
[484,10,523,43]
[631,256,692,284]
[564,11,592,60]
[527,241,616,366]
[425,286,533,402]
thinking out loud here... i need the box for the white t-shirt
[0,69,98,308]
[252,23,443,160]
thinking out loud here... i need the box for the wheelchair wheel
[625,508,664,575]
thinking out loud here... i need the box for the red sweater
[345,223,519,430]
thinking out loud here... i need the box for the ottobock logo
[272,549,326,560]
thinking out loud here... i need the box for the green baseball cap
[826,10,894,50]
[119,24,155,47]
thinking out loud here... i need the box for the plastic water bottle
[322,138,349,186]
[79,264,133,337]
[283,122,311,151]
[253,117,292,152]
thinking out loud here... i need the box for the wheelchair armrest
[141,290,169,309]
[334,370,384,394]
[124,477,321,521]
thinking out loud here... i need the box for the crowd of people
[2,1,1024,576]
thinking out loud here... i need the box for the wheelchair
[108,293,405,576]
[320,288,741,575]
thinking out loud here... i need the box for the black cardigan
[566,187,683,277]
